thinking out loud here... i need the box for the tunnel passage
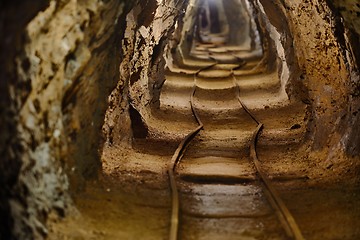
[195,0,259,49]
[100,0,359,239]
[1,0,360,239]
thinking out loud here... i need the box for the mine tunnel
[1,0,360,239]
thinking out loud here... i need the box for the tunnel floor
[48,33,360,239]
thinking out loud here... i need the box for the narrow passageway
[45,0,360,239]
[2,0,360,239]
[156,1,307,238]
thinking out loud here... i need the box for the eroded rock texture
[242,0,360,176]
[1,0,132,238]
[103,0,187,145]
[331,0,360,156]
[280,0,359,166]
[0,1,50,239]
[0,0,359,239]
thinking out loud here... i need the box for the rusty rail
[168,64,215,240]
[168,55,304,240]
[232,69,305,240]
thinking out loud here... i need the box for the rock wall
[103,0,188,146]
[1,0,360,239]
[255,0,359,162]
[332,0,360,36]
[1,0,186,237]
[0,2,50,239]
[330,0,360,156]
[280,0,359,166]
[1,0,132,238]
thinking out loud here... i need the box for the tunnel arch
[1,0,360,239]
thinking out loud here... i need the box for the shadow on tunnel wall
[0,1,50,239]
[0,0,359,239]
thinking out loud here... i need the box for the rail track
[167,57,305,240]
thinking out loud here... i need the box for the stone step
[159,87,242,117]
[207,47,231,54]
[178,183,273,217]
[193,43,260,54]
[189,48,263,63]
[231,64,268,76]
[211,63,241,70]
[156,95,306,129]
[142,123,306,153]
[163,71,280,96]
[236,70,280,93]
[164,71,194,88]
[166,64,198,75]
[197,69,232,78]
[180,214,286,240]
[154,106,247,125]
[159,86,193,113]
[208,54,239,64]
[167,59,267,78]
[193,99,247,119]
[222,45,261,52]
[177,156,256,183]
[181,56,216,69]
[195,76,235,90]
[157,95,305,129]
[183,147,248,159]
[183,48,262,66]
[239,91,289,110]
[194,86,240,101]
[162,72,280,101]
[136,100,307,154]
[231,48,263,61]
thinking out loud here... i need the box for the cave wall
[1,0,360,239]
[1,0,132,239]
[334,1,360,71]
[279,0,359,166]
[103,0,188,146]
[254,0,359,163]
[332,0,360,37]
[176,0,198,61]
[330,0,360,156]
[0,2,50,239]
[1,0,186,237]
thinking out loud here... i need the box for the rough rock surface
[280,0,359,167]
[331,0,360,156]
[103,0,187,145]
[1,0,360,239]
[0,1,50,239]
[1,0,131,238]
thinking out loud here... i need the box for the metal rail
[168,56,304,240]
[231,69,305,240]
[168,64,215,240]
